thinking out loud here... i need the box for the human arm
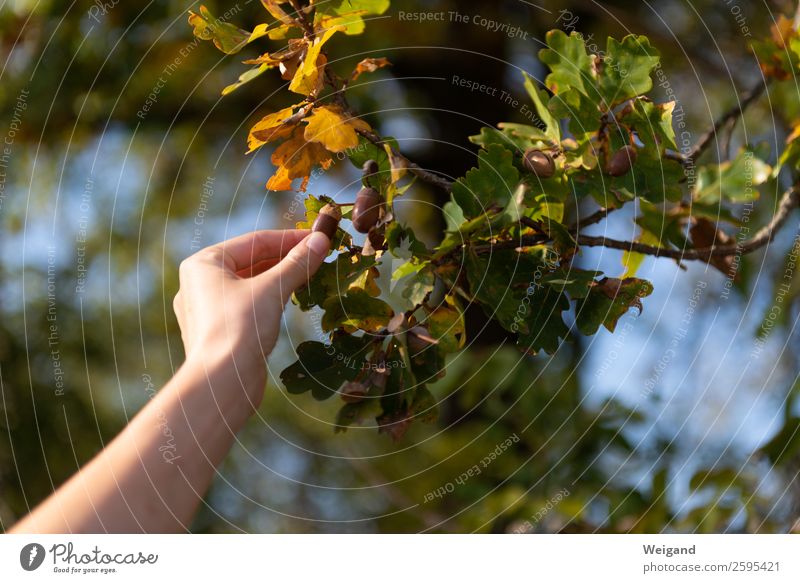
[10,229,331,533]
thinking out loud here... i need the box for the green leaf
[410,386,439,424]
[548,88,602,136]
[575,277,654,335]
[401,265,435,307]
[465,248,564,345]
[542,268,602,297]
[694,146,772,204]
[442,200,467,232]
[188,6,251,55]
[425,295,465,353]
[539,30,595,97]
[516,286,570,355]
[386,221,428,258]
[281,335,373,401]
[521,72,561,142]
[348,136,398,191]
[322,290,394,332]
[222,63,276,96]
[294,251,376,311]
[451,144,521,218]
[314,0,390,36]
[597,35,660,107]
[627,99,677,151]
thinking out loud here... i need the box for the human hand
[172,229,330,391]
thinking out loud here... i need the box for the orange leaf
[351,57,391,81]
[261,0,295,25]
[267,129,333,191]
[247,106,298,153]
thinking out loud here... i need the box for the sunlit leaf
[304,105,371,152]
[188,6,251,54]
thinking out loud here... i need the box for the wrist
[183,339,268,409]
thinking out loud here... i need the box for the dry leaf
[267,128,333,191]
[351,57,391,81]
[289,26,341,96]
[247,106,297,153]
[690,217,735,277]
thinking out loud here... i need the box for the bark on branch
[576,186,800,261]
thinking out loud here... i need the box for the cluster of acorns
[521,144,638,178]
[312,160,386,241]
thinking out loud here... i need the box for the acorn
[606,145,638,177]
[352,187,384,233]
[522,149,555,178]
[311,203,341,240]
[362,159,379,180]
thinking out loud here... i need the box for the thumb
[263,231,330,303]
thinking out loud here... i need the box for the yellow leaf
[622,230,660,278]
[248,22,293,43]
[247,106,300,153]
[383,143,407,183]
[267,129,333,191]
[289,26,342,95]
[351,57,391,81]
[303,105,371,153]
[261,0,295,25]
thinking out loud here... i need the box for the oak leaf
[303,105,371,152]
[267,128,333,191]
[351,57,391,81]
[289,27,342,96]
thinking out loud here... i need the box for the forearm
[10,350,265,533]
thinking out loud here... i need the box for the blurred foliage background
[1,0,800,533]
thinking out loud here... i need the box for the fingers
[212,229,311,273]
[235,258,280,279]
[261,231,331,303]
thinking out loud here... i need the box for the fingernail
[305,231,331,256]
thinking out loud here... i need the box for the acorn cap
[362,159,380,178]
[311,203,341,239]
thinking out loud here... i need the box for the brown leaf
[266,128,333,191]
[377,410,413,442]
[351,57,391,81]
[248,106,296,150]
[690,217,735,277]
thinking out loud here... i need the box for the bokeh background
[2,0,800,533]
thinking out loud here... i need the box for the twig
[569,206,615,233]
[576,185,800,261]
[720,115,738,161]
[287,0,314,37]
[357,129,454,192]
[686,81,767,163]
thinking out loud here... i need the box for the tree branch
[576,185,800,261]
[356,129,454,192]
[569,206,615,233]
[686,81,767,164]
